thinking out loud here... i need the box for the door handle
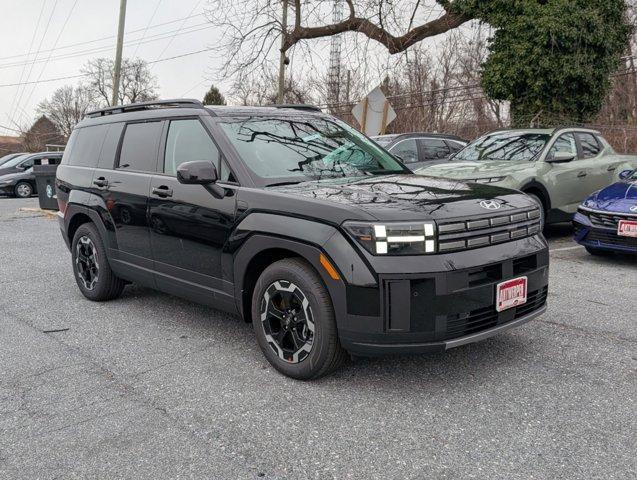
[152,186,173,198]
[577,171,587,178]
[607,165,617,172]
[93,177,109,187]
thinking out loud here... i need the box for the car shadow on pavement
[116,284,541,389]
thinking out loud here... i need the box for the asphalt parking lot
[0,197,635,480]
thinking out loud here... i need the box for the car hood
[416,160,532,179]
[267,174,536,222]
[587,180,637,214]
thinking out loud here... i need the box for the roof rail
[272,104,322,113]
[85,98,206,118]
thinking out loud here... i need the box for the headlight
[467,177,506,184]
[343,221,436,255]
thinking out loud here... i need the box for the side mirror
[177,161,218,185]
[619,169,634,180]
[546,151,576,163]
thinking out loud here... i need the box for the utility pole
[277,0,288,104]
[112,0,128,106]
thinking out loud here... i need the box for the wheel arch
[64,203,112,251]
[233,235,347,325]
[520,181,551,211]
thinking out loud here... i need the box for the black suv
[56,99,549,379]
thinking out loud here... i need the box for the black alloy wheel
[252,258,347,380]
[75,236,99,290]
[260,280,315,364]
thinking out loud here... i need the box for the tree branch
[285,10,470,54]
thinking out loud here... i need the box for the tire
[526,193,546,230]
[251,258,347,380]
[71,223,125,301]
[14,181,33,198]
[585,246,613,257]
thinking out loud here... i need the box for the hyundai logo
[480,200,502,210]
[630,205,637,213]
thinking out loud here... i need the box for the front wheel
[14,181,33,198]
[251,258,347,380]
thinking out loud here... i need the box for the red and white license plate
[617,220,637,238]
[496,276,528,312]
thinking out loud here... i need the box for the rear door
[93,120,163,285]
[148,117,238,306]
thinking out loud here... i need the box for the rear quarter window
[66,125,109,168]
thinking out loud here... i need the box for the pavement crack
[537,318,636,345]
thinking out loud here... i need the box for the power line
[0,12,205,61]
[3,0,47,135]
[131,0,163,58]
[0,22,213,70]
[19,0,80,125]
[9,0,60,133]
[154,0,204,62]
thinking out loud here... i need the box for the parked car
[0,152,63,198]
[57,99,549,380]
[0,151,63,177]
[0,152,27,166]
[372,133,468,168]
[416,128,637,228]
[573,169,637,255]
[0,167,37,198]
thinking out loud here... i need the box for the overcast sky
[0,0,228,135]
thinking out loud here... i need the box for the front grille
[585,229,637,248]
[443,286,548,340]
[584,210,626,229]
[437,207,541,253]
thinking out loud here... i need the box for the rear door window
[390,139,419,164]
[419,139,451,160]
[117,121,163,172]
[577,133,601,158]
[98,123,125,169]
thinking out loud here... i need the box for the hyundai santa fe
[56,99,549,379]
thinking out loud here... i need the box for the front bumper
[573,211,637,253]
[338,236,549,355]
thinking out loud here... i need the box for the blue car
[573,169,637,255]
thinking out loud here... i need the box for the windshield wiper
[265,181,304,187]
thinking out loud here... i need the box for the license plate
[496,276,528,312]
[617,220,637,238]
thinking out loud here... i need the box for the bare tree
[82,58,159,107]
[37,85,95,138]
[207,1,470,76]
[230,67,315,105]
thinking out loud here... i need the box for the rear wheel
[71,223,125,301]
[585,246,613,256]
[14,182,33,198]
[251,258,347,380]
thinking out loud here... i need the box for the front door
[544,133,585,213]
[148,118,237,306]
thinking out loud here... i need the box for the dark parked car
[0,152,27,166]
[0,152,63,197]
[56,99,549,379]
[372,133,468,168]
[0,151,62,177]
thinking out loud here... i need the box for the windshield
[2,154,29,168]
[454,132,550,162]
[219,117,408,184]
[0,153,21,165]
